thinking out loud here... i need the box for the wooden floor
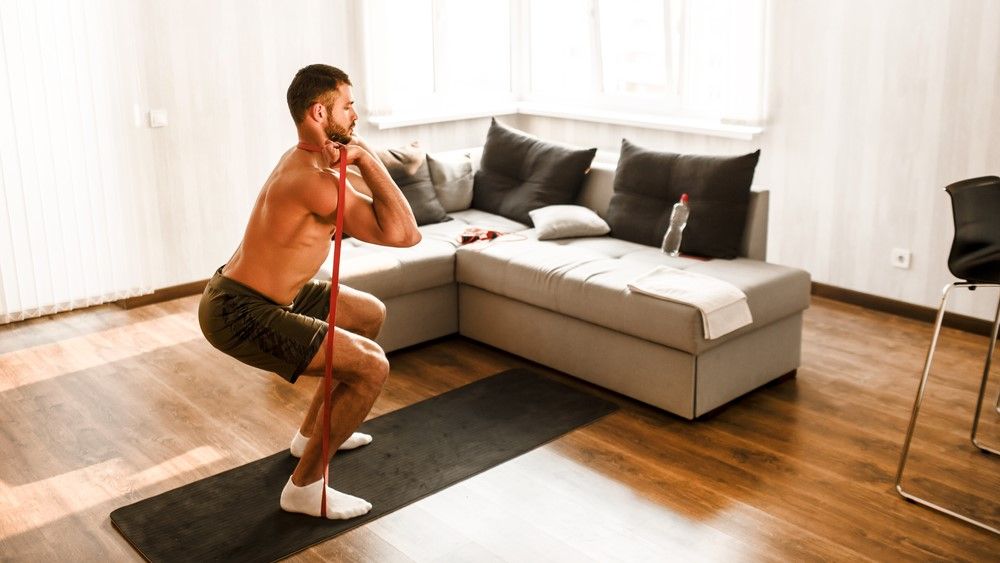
[0,294,998,561]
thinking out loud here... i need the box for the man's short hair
[287,64,352,125]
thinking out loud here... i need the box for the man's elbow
[389,230,421,247]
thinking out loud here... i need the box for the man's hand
[346,135,393,179]
[323,141,369,168]
[317,138,420,248]
[348,135,380,160]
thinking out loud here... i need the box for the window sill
[369,102,764,141]
[368,104,519,130]
[517,103,763,141]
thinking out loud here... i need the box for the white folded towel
[627,266,753,339]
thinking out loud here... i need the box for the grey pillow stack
[427,152,474,212]
[472,118,597,225]
[378,142,451,226]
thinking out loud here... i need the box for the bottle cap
[680,193,689,204]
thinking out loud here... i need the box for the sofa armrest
[742,190,768,261]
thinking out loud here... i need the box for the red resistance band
[297,140,346,517]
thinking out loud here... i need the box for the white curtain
[0,0,153,325]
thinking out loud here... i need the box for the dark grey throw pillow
[607,139,760,259]
[472,118,597,225]
[378,141,451,226]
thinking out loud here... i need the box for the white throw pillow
[426,152,474,212]
[528,205,611,240]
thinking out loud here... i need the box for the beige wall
[140,0,1000,321]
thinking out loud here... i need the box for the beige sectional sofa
[318,148,811,419]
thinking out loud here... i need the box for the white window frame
[362,0,767,140]
[361,0,519,128]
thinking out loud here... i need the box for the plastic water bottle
[661,193,689,256]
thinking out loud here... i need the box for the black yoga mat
[110,368,618,562]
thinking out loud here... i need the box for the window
[526,0,767,123]
[363,0,768,131]
[363,0,514,120]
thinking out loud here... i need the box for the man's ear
[308,102,324,123]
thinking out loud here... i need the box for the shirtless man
[197,64,420,519]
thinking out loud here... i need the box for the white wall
[138,0,1000,321]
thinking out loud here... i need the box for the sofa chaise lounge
[317,144,811,419]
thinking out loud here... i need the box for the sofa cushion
[316,209,529,300]
[448,208,531,235]
[529,205,610,240]
[379,142,450,226]
[607,139,760,259]
[316,237,455,300]
[455,232,810,354]
[473,118,597,225]
[427,151,474,212]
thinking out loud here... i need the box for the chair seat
[946,175,1000,283]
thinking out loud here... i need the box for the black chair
[895,175,1000,535]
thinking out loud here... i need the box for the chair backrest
[944,175,1000,283]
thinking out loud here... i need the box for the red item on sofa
[460,227,505,245]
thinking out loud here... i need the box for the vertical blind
[0,0,152,325]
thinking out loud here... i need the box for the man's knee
[364,297,386,338]
[356,339,389,391]
[303,331,387,384]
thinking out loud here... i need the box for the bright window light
[365,0,512,117]
[364,0,435,115]
[434,0,510,97]
[364,0,767,124]
[529,0,596,95]
[528,0,767,122]
[596,0,669,97]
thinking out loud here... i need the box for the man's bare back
[221,146,349,306]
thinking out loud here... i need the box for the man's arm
[326,143,421,248]
[341,136,382,198]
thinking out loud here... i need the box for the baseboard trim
[115,280,208,310]
[111,278,994,336]
[811,282,995,336]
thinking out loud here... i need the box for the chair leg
[895,282,1000,535]
[970,290,1000,454]
[896,283,953,490]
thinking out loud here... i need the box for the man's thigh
[200,287,326,384]
[300,325,384,385]
[291,279,382,331]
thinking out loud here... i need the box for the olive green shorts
[198,266,330,384]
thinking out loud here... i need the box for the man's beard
[325,119,353,144]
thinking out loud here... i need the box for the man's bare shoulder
[273,163,342,216]
[269,155,334,193]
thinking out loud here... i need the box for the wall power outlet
[891,248,911,269]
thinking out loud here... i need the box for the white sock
[290,430,373,458]
[279,477,372,519]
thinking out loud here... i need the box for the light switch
[148,109,168,128]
